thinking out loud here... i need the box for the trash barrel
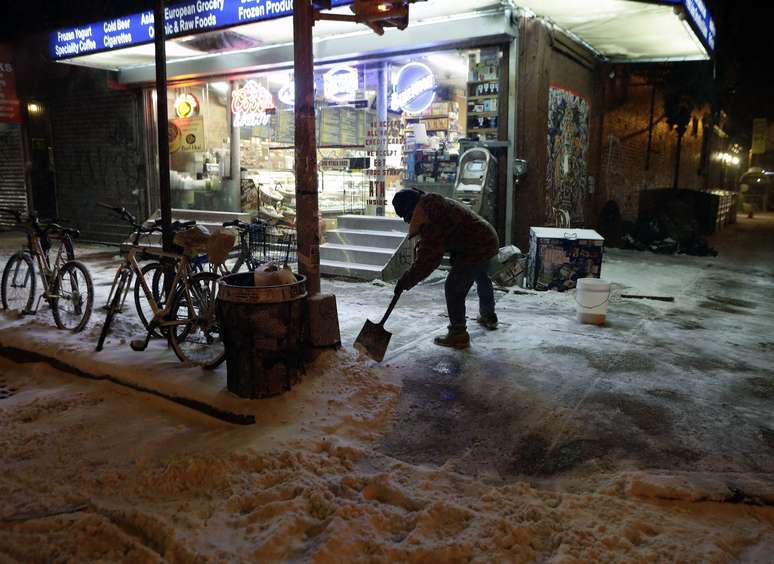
[216,272,307,399]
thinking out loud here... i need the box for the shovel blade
[354,319,393,362]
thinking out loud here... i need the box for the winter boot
[477,313,498,330]
[433,326,470,349]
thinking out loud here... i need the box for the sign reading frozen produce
[49,0,353,60]
[390,63,436,114]
[169,116,205,153]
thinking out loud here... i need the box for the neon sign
[390,62,436,114]
[323,65,359,103]
[231,80,275,127]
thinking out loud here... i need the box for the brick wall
[599,74,710,221]
[49,90,147,243]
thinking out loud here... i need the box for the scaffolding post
[293,0,321,295]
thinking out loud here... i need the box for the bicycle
[0,208,94,332]
[95,203,225,368]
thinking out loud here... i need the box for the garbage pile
[598,199,718,257]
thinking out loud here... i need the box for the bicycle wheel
[134,262,168,338]
[167,271,225,368]
[2,252,36,312]
[96,268,129,352]
[51,260,94,332]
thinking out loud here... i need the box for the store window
[159,45,504,222]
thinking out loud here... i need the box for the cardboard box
[526,227,604,291]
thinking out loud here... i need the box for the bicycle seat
[222,219,251,230]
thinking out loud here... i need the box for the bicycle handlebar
[98,202,139,228]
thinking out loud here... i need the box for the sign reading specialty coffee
[49,0,353,60]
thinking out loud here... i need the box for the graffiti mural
[546,85,590,224]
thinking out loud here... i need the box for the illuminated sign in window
[174,93,199,118]
[231,81,275,127]
[323,65,359,103]
[390,62,436,114]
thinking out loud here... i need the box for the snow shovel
[354,290,401,362]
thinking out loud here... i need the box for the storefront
[157,46,507,225]
[40,0,715,271]
[49,0,518,249]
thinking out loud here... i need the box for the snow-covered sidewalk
[1,216,774,561]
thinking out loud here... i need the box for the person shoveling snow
[392,188,499,349]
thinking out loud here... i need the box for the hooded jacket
[399,193,499,290]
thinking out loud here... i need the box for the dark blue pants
[445,260,495,331]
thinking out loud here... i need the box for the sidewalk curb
[0,343,255,425]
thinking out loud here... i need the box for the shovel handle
[379,290,401,326]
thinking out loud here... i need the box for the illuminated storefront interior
[158,46,503,223]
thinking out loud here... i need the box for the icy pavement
[1,216,774,561]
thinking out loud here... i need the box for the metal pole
[673,128,683,190]
[154,0,173,252]
[294,0,321,294]
[645,84,656,171]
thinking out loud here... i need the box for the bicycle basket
[173,225,210,256]
[249,224,297,265]
[207,229,237,265]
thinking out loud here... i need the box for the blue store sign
[50,0,353,60]
[659,0,715,52]
[390,62,436,114]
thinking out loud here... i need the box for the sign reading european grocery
[49,0,353,60]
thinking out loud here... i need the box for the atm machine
[453,146,498,224]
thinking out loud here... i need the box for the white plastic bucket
[575,278,610,325]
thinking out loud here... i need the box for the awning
[513,0,715,61]
[48,0,507,81]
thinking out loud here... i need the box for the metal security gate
[0,124,28,229]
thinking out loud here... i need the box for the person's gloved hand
[394,277,408,296]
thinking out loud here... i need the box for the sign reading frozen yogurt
[231,81,275,127]
[390,62,436,114]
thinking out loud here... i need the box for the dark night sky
[2,0,772,138]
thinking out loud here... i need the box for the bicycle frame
[113,242,199,331]
[26,230,71,311]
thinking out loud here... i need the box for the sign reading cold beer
[49,0,353,60]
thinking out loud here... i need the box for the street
[1,214,773,561]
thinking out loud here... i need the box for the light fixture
[27,103,42,114]
[426,53,468,77]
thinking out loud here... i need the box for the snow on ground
[1,216,774,561]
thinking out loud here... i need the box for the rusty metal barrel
[216,272,307,399]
